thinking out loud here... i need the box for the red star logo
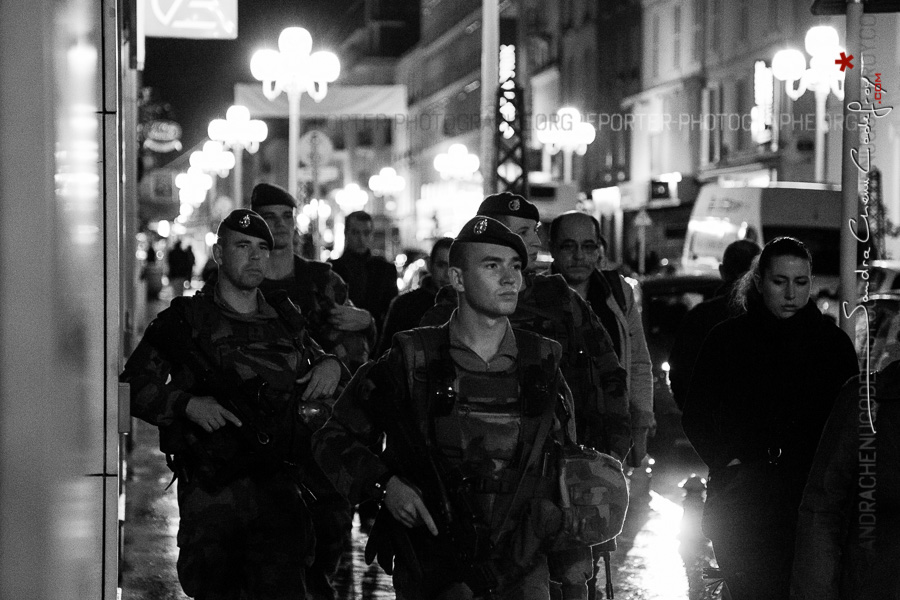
[836,51,854,71]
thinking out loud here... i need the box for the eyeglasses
[557,240,601,255]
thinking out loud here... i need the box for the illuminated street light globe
[250,27,340,103]
[208,105,268,154]
[537,107,596,156]
[189,141,235,178]
[434,143,481,180]
[335,183,369,213]
[368,167,406,197]
[772,49,806,84]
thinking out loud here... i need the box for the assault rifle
[364,365,497,596]
[145,302,317,490]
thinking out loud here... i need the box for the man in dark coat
[122,209,347,599]
[668,239,760,409]
[329,210,399,337]
[376,237,453,356]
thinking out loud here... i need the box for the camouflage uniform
[420,271,631,459]
[312,316,592,599]
[257,256,367,600]
[122,285,347,600]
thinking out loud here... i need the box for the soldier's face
[214,230,271,290]
[257,206,295,250]
[551,216,601,286]
[430,246,451,289]
[344,217,373,254]
[451,243,522,318]
[499,215,542,268]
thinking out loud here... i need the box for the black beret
[250,182,297,209]
[477,192,540,222]
[451,216,528,266]
[216,209,274,249]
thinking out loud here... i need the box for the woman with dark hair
[683,237,858,600]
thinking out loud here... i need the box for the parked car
[860,260,900,298]
[635,273,723,455]
[854,292,900,373]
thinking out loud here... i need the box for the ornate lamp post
[537,107,596,183]
[208,105,268,207]
[772,25,845,182]
[250,27,340,201]
[369,167,406,257]
[368,167,406,204]
[433,143,481,181]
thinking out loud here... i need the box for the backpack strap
[602,269,628,314]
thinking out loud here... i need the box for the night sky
[143,0,355,153]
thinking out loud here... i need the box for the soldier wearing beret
[421,194,631,599]
[249,182,375,599]
[121,209,349,599]
[313,217,599,599]
[422,193,631,459]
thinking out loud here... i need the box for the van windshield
[762,226,840,276]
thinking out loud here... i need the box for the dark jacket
[791,363,900,600]
[683,300,858,536]
[668,284,736,410]
[330,250,398,336]
[420,272,631,459]
[258,254,376,373]
[376,275,440,357]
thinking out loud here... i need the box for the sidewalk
[121,427,719,600]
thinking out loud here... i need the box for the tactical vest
[397,325,563,535]
[513,277,610,451]
[156,294,314,485]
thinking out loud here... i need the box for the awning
[234,83,408,119]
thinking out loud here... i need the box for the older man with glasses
[549,211,655,600]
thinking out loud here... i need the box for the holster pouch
[364,507,423,580]
[552,444,629,549]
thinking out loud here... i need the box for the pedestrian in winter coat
[790,358,900,600]
[682,236,858,600]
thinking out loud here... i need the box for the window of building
[736,77,751,151]
[701,84,722,165]
[739,0,749,41]
[673,5,682,70]
[710,0,721,54]
[651,12,660,78]
[768,0,779,32]
[693,0,703,62]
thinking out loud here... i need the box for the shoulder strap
[399,326,452,434]
[602,270,627,313]
[266,289,309,351]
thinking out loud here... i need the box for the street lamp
[250,27,340,201]
[335,183,369,214]
[208,105,268,207]
[772,25,845,182]
[368,167,406,207]
[433,143,481,181]
[537,107,596,183]
[189,141,235,178]
[369,167,406,257]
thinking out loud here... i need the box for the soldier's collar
[212,285,279,321]
[447,311,517,372]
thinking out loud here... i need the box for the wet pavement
[120,416,721,600]
[122,285,723,599]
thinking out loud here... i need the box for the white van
[681,182,841,294]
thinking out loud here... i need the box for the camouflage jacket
[420,272,631,459]
[312,317,574,504]
[122,286,349,463]
[206,255,375,373]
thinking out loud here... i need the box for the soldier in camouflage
[420,193,631,460]
[121,209,348,600]
[313,217,594,599]
[249,182,373,599]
